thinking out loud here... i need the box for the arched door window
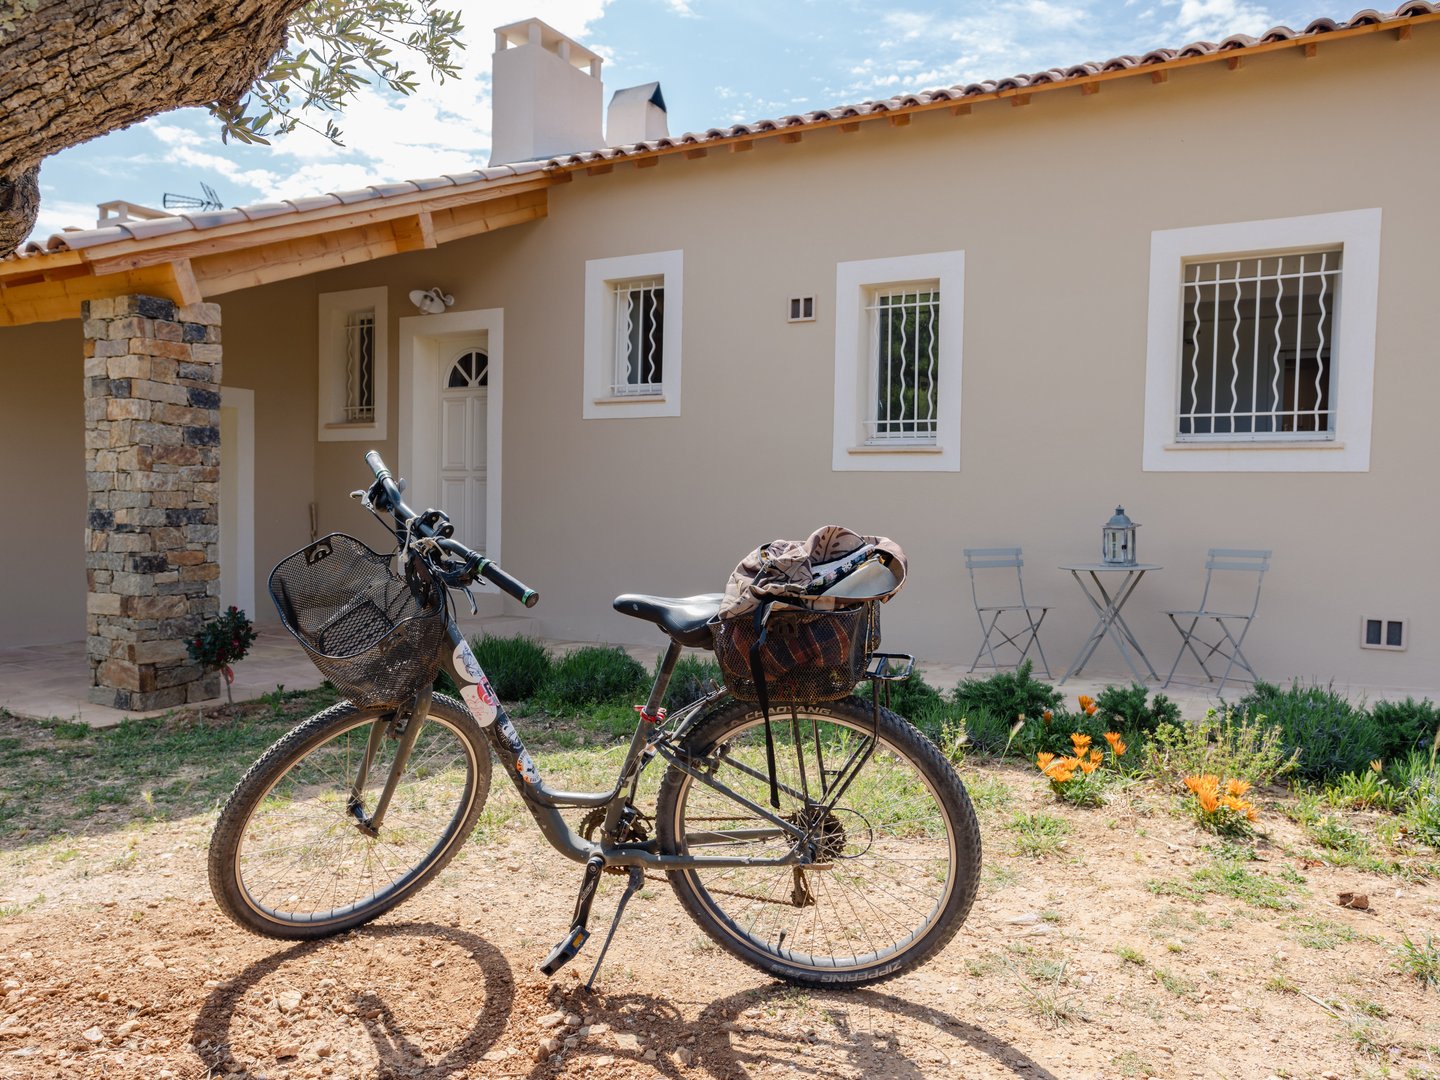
[446,350,488,389]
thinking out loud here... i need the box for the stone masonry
[83,294,223,709]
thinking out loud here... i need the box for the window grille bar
[1178,250,1339,441]
[865,287,940,441]
[611,279,664,396]
[344,310,375,423]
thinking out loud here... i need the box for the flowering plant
[1183,774,1258,836]
[1036,729,1128,807]
[187,606,257,704]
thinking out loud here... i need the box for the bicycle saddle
[612,593,723,648]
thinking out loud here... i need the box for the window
[583,251,683,419]
[833,252,963,472]
[1143,209,1380,472]
[318,286,388,441]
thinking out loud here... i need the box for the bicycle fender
[451,639,499,727]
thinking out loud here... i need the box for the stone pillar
[82,294,223,709]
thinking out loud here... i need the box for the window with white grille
[343,309,377,423]
[583,250,683,420]
[833,251,963,472]
[1143,209,1381,473]
[867,285,939,443]
[1178,251,1339,440]
[318,286,388,441]
[610,278,664,396]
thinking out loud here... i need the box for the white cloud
[30,198,103,239]
[1165,0,1276,38]
[663,0,699,15]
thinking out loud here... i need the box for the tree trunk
[0,0,307,256]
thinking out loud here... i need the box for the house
[0,6,1437,711]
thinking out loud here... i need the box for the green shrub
[540,646,647,710]
[1368,697,1440,760]
[1145,707,1299,788]
[661,654,723,707]
[952,660,1062,731]
[1394,749,1440,849]
[1235,681,1387,781]
[470,634,553,701]
[857,668,952,738]
[1094,682,1180,734]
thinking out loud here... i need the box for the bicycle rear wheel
[208,694,491,939]
[655,697,980,987]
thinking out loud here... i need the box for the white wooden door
[439,348,488,553]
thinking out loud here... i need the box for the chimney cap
[493,17,604,67]
[608,82,666,113]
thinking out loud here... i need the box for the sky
[30,0,1347,241]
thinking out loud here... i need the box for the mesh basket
[712,602,878,704]
[269,533,447,707]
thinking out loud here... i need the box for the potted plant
[187,606,258,704]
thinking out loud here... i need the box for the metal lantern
[1101,505,1139,565]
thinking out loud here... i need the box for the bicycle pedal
[539,925,590,976]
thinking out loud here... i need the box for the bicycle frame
[353,611,884,876]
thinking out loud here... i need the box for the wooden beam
[1227,56,1243,70]
[0,265,189,327]
[730,140,755,152]
[1011,93,1031,107]
[950,103,972,116]
[1081,82,1100,96]
[838,121,861,133]
[779,131,802,144]
[1151,69,1169,84]
[169,259,202,306]
[887,113,911,127]
[1303,42,1318,58]
[684,147,708,159]
[585,162,614,176]
[390,211,436,254]
[1396,24,1411,39]
[636,157,660,168]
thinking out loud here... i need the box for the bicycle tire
[208,693,491,939]
[655,697,980,987]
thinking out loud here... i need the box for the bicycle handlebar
[365,450,539,608]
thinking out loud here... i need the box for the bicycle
[208,451,982,988]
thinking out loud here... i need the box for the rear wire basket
[712,603,879,704]
[269,533,446,707]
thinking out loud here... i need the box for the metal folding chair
[1163,549,1271,695]
[963,547,1051,677]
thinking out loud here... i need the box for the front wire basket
[269,533,446,707]
[712,602,879,704]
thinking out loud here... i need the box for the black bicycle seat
[612,593,723,648]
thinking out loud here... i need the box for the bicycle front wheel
[208,693,491,939]
[655,697,980,987]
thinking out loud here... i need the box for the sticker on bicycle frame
[459,683,497,727]
[452,642,498,726]
[495,715,541,785]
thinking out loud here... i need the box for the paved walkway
[0,617,1243,728]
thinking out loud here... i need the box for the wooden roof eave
[0,181,553,327]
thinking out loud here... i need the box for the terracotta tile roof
[6,2,1433,263]
[8,161,550,260]
[547,1,1437,166]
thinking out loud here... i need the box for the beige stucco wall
[310,28,1438,695]
[3,27,1435,699]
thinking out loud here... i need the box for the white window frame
[318,286,388,441]
[833,251,963,472]
[1143,209,1380,472]
[583,250,683,419]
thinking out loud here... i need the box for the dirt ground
[2,753,1438,1080]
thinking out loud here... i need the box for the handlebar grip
[365,450,391,481]
[480,559,540,609]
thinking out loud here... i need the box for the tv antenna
[162,182,223,212]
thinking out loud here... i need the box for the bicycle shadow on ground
[521,983,1062,1080]
[191,923,514,1078]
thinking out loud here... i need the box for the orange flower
[1071,732,1092,754]
[1077,695,1093,709]
[1104,732,1127,756]
[1042,709,1054,723]
[1224,778,1251,798]
[1049,764,1076,783]
[1036,752,1056,771]
[1089,748,1103,764]
[1084,704,1098,716]
[1079,758,1099,774]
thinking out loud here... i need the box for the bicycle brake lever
[461,585,478,615]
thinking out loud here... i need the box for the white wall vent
[1360,616,1407,651]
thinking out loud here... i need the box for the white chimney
[489,18,605,165]
[606,83,669,147]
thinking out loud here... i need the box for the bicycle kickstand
[539,853,605,977]
[585,865,645,991]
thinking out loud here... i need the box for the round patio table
[1057,563,1163,685]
